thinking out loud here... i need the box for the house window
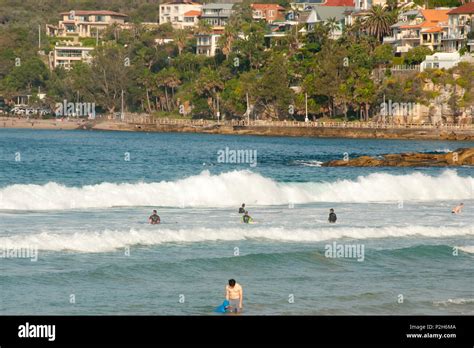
[268,10,275,17]
[57,50,83,58]
[433,62,439,68]
[96,15,105,22]
[174,17,179,22]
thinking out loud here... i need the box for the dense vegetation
[0,0,472,121]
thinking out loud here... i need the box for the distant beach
[0,117,85,130]
[2,116,473,141]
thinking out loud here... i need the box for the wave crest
[0,225,472,252]
[0,170,471,210]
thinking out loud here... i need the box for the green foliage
[1,0,472,121]
[1,57,49,94]
[362,5,396,42]
[373,44,394,66]
[254,53,292,120]
[403,46,433,65]
[413,0,460,8]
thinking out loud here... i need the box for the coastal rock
[322,148,474,167]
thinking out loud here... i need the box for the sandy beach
[0,117,86,130]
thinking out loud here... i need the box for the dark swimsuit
[150,215,160,224]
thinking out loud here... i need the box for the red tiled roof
[322,0,355,7]
[420,9,449,26]
[447,2,474,15]
[400,10,448,30]
[250,4,285,11]
[60,10,128,17]
[184,10,202,16]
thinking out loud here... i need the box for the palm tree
[156,68,181,111]
[173,29,189,55]
[362,5,395,42]
[194,20,212,35]
[325,17,340,38]
[220,25,237,59]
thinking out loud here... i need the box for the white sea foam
[294,160,323,167]
[433,298,474,305]
[458,245,474,254]
[0,170,471,210]
[434,148,452,153]
[0,225,472,253]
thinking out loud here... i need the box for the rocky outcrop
[322,148,474,167]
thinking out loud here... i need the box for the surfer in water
[242,211,252,224]
[328,208,337,223]
[148,210,161,224]
[225,279,243,313]
[238,203,246,214]
[452,203,464,214]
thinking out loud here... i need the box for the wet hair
[228,279,236,286]
[330,208,334,213]
[245,211,249,214]
[153,210,157,213]
[242,203,245,207]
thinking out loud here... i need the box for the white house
[49,41,94,70]
[196,33,221,56]
[159,0,203,29]
[420,52,461,71]
[46,10,128,38]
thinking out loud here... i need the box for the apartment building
[46,10,128,37]
[250,4,285,23]
[345,0,416,26]
[383,9,449,53]
[201,3,235,27]
[49,41,94,70]
[159,0,203,29]
[196,33,222,56]
[444,2,474,52]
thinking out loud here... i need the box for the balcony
[383,36,399,43]
[441,33,465,41]
[401,34,420,40]
[396,46,410,53]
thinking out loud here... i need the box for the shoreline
[0,117,86,130]
[2,117,474,141]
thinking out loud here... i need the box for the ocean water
[0,129,473,315]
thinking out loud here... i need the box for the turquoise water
[0,129,473,314]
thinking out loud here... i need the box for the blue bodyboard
[214,300,230,313]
